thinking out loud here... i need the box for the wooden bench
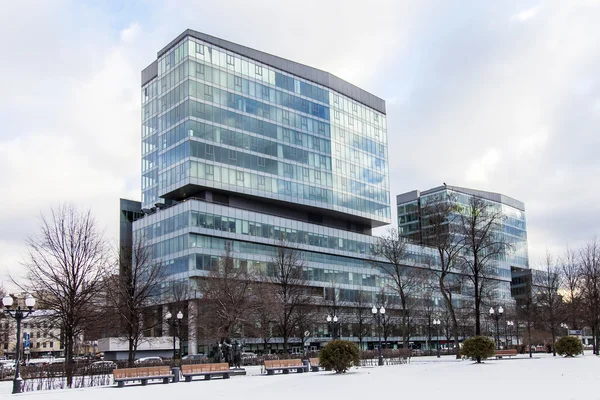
[494,349,518,359]
[264,359,305,375]
[309,358,320,372]
[181,363,230,381]
[113,366,172,388]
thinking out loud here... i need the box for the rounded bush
[555,336,583,357]
[319,340,360,373]
[461,336,495,362]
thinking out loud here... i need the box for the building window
[206,165,214,175]
[283,110,289,124]
[336,160,341,169]
[195,43,204,55]
[348,117,354,126]
[50,342,54,348]
[206,144,214,155]
[352,103,357,112]
[226,54,234,65]
[334,110,339,120]
[315,171,321,181]
[320,155,327,166]
[258,175,265,186]
[235,76,242,88]
[284,163,292,174]
[318,122,325,134]
[229,150,237,160]
[196,63,205,76]
[255,65,262,75]
[334,95,339,104]
[204,85,213,100]
[283,129,290,141]
[284,181,291,192]
[303,168,309,178]
[261,86,269,99]
[301,99,308,110]
[236,171,244,181]
[301,117,308,128]
[257,157,265,167]
[374,113,379,122]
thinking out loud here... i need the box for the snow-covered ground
[2,352,598,399]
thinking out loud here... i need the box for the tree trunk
[128,337,136,367]
[474,273,481,336]
[65,331,74,388]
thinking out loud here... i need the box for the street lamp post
[326,315,339,340]
[433,319,441,358]
[506,321,514,347]
[3,293,36,394]
[371,305,385,366]
[489,306,504,350]
[165,311,184,360]
[560,323,569,336]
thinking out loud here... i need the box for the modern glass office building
[397,185,530,302]
[134,29,403,353]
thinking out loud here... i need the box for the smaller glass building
[397,185,530,301]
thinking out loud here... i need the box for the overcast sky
[1,0,598,284]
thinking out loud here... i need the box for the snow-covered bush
[461,336,495,363]
[319,340,360,373]
[555,336,583,357]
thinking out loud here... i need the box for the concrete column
[188,300,198,355]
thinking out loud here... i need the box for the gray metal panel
[152,29,386,114]
[141,60,158,86]
[396,190,421,205]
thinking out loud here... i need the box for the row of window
[157,160,390,218]
[154,118,388,187]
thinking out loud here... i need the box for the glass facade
[141,37,390,226]
[397,186,530,301]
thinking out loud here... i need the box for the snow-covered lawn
[2,353,598,399]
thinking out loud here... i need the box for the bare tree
[534,250,563,356]
[352,290,372,351]
[0,284,14,359]
[579,238,600,355]
[560,246,582,330]
[456,196,509,337]
[19,205,110,387]
[201,242,254,340]
[418,193,465,358]
[322,280,346,339]
[106,237,167,366]
[265,242,311,353]
[248,282,277,353]
[371,228,423,350]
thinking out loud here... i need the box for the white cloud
[465,148,502,184]
[511,6,540,22]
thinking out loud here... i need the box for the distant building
[98,337,178,361]
[1,308,64,359]
[397,184,530,302]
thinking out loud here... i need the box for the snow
[2,352,599,400]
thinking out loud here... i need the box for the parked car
[181,354,208,363]
[90,361,116,369]
[134,357,163,365]
[0,361,16,374]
